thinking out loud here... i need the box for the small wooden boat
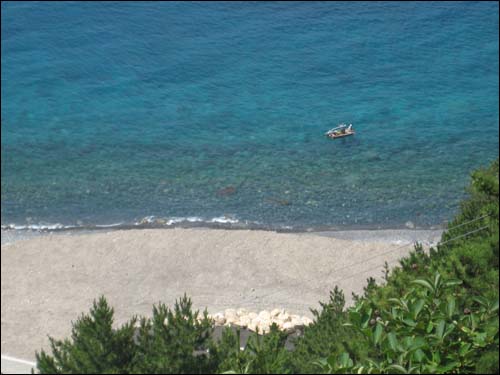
[325,123,355,139]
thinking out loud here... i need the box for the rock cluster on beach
[207,308,313,334]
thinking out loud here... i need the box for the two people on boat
[325,123,355,138]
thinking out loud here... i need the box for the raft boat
[325,123,355,139]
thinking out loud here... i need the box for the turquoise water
[1,2,499,231]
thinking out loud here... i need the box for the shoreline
[1,223,443,246]
[2,227,442,361]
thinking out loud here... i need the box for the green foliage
[240,325,290,374]
[130,294,216,374]
[287,286,368,373]
[212,328,253,374]
[475,350,499,374]
[317,273,499,374]
[36,296,137,374]
[36,295,216,374]
[213,324,291,374]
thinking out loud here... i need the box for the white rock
[290,317,303,327]
[212,313,226,326]
[274,320,285,330]
[282,322,294,331]
[224,309,237,323]
[236,316,251,328]
[301,317,313,326]
[260,317,271,326]
[278,312,291,322]
[247,321,258,332]
[270,308,282,318]
[248,312,258,320]
[225,314,238,326]
[258,310,271,321]
[258,321,271,334]
[237,308,249,317]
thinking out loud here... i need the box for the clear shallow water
[1,2,499,231]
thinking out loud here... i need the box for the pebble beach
[1,227,442,361]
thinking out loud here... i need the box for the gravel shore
[1,227,442,361]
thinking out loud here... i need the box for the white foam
[1,223,70,231]
[139,215,156,224]
[2,215,253,233]
[134,215,240,226]
[95,222,124,228]
[209,216,239,224]
[165,217,199,225]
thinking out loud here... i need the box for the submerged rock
[265,198,291,206]
[217,186,236,196]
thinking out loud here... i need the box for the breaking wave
[1,215,276,232]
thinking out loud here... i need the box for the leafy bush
[287,287,368,373]
[316,273,499,374]
[216,325,290,374]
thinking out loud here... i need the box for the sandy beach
[1,228,442,361]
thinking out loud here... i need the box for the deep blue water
[1,1,499,231]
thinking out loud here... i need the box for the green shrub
[130,294,216,374]
[475,350,499,374]
[286,287,368,373]
[36,295,217,374]
[317,273,499,374]
[219,325,290,374]
[36,296,137,374]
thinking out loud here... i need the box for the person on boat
[347,124,353,132]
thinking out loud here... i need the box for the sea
[1,1,499,233]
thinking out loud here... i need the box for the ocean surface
[1,1,499,232]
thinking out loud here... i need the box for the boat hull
[327,131,355,139]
